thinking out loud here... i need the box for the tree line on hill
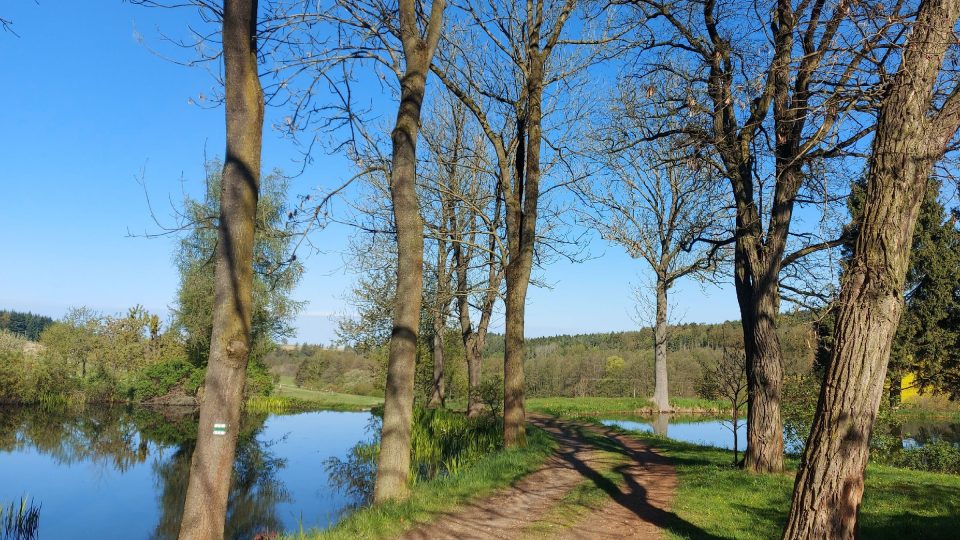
[0,310,53,341]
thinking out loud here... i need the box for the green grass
[527,396,730,417]
[266,376,382,412]
[891,400,960,421]
[613,432,960,540]
[292,425,557,539]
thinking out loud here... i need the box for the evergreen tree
[845,176,960,402]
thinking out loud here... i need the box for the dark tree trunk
[428,317,446,408]
[783,1,960,535]
[503,256,531,446]
[652,277,670,412]
[743,281,785,473]
[373,0,445,503]
[465,334,483,416]
[178,1,263,537]
[428,229,448,409]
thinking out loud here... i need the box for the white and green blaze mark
[213,423,227,436]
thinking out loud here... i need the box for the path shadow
[531,416,727,540]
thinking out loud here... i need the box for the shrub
[883,441,960,474]
[0,350,28,404]
[130,358,198,401]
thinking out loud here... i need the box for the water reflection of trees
[150,418,290,540]
[0,406,290,539]
[899,421,960,447]
[0,406,194,471]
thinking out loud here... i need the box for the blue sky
[0,2,741,344]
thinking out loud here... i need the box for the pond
[600,414,960,454]
[0,406,374,539]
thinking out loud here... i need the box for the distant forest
[269,314,818,401]
[0,310,54,341]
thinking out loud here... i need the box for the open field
[527,396,731,417]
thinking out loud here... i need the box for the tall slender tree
[784,0,960,535]
[373,0,447,502]
[433,0,608,446]
[178,0,265,537]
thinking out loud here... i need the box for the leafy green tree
[172,159,304,386]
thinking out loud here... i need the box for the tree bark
[373,0,445,503]
[428,316,446,408]
[374,67,427,503]
[652,277,671,412]
[503,256,531,446]
[178,1,263,538]
[503,52,544,448]
[783,0,960,535]
[743,280,785,473]
[428,222,448,409]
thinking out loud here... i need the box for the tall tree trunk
[503,54,544,448]
[783,0,960,535]
[465,334,483,416]
[373,0,445,502]
[178,1,263,537]
[503,258,531,446]
[652,277,671,412]
[744,279,785,473]
[428,317,446,408]
[374,68,427,503]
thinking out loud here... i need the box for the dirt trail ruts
[397,415,676,540]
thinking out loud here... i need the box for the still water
[0,406,373,539]
[600,414,960,454]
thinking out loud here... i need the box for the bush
[883,441,960,474]
[478,375,504,416]
[130,358,198,401]
[244,359,275,397]
[0,350,28,403]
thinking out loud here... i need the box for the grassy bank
[527,396,730,417]
[262,376,383,412]
[615,433,960,539]
[892,397,960,421]
[294,425,556,540]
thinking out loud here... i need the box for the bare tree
[628,0,882,472]
[271,0,447,503]
[784,0,960,536]
[698,347,748,465]
[579,81,730,412]
[372,0,447,503]
[177,0,265,537]
[432,0,616,446]
[419,94,503,411]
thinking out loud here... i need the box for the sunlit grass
[527,396,729,417]
[609,432,960,540]
[262,377,382,412]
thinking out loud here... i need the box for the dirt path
[397,415,677,540]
